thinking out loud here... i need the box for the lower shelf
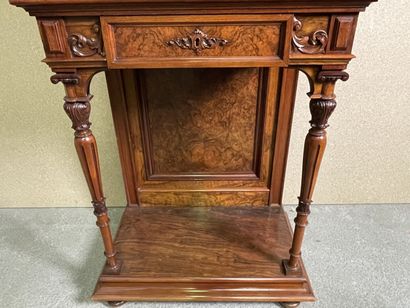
[92,205,315,303]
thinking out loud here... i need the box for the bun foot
[279,303,300,308]
[107,301,126,307]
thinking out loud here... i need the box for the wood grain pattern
[269,68,299,205]
[114,24,281,58]
[37,18,69,57]
[140,68,261,177]
[101,15,292,68]
[117,69,279,206]
[328,15,358,53]
[138,190,270,207]
[115,206,291,277]
[105,70,139,205]
[92,206,314,302]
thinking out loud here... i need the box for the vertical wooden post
[51,71,121,273]
[283,69,349,274]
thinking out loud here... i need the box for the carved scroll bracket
[167,29,228,54]
[68,24,105,57]
[292,17,328,55]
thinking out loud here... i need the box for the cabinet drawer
[101,15,292,68]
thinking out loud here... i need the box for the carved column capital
[309,99,337,132]
[63,97,93,137]
[50,71,99,138]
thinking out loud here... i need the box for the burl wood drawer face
[101,15,293,68]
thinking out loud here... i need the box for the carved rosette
[167,29,228,54]
[68,24,105,57]
[292,17,328,54]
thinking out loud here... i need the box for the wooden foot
[107,301,126,307]
[279,303,300,308]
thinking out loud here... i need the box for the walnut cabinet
[9,0,377,306]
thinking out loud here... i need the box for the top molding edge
[9,0,378,6]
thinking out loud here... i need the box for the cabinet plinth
[93,206,315,303]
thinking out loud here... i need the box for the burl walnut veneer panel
[118,68,280,206]
[101,15,292,68]
[140,68,262,177]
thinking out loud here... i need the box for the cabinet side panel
[105,70,139,205]
[269,68,299,205]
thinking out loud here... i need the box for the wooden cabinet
[9,0,378,306]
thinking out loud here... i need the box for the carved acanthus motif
[309,99,337,131]
[68,24,105,57]
[63,97,92,136]
[292,17,328,54]
[167,29,228,54]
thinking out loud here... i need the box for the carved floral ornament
[166,29,229,54]
[68,24,105,57]
[292,17,328,54]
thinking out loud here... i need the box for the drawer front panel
[101,15,292,68]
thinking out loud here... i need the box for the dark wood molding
[318,70,350,82]
[50,73,80,85]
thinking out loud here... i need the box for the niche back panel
[139,68,263,179]
[111,68,286,206]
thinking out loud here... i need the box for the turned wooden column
[51,70,120,273]
[284,69,349,274]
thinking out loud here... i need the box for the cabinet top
[9,0,377,7]
[9,0,377,18]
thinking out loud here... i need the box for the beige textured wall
[0,1,409,208]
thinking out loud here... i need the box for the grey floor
[0,204,409,308]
